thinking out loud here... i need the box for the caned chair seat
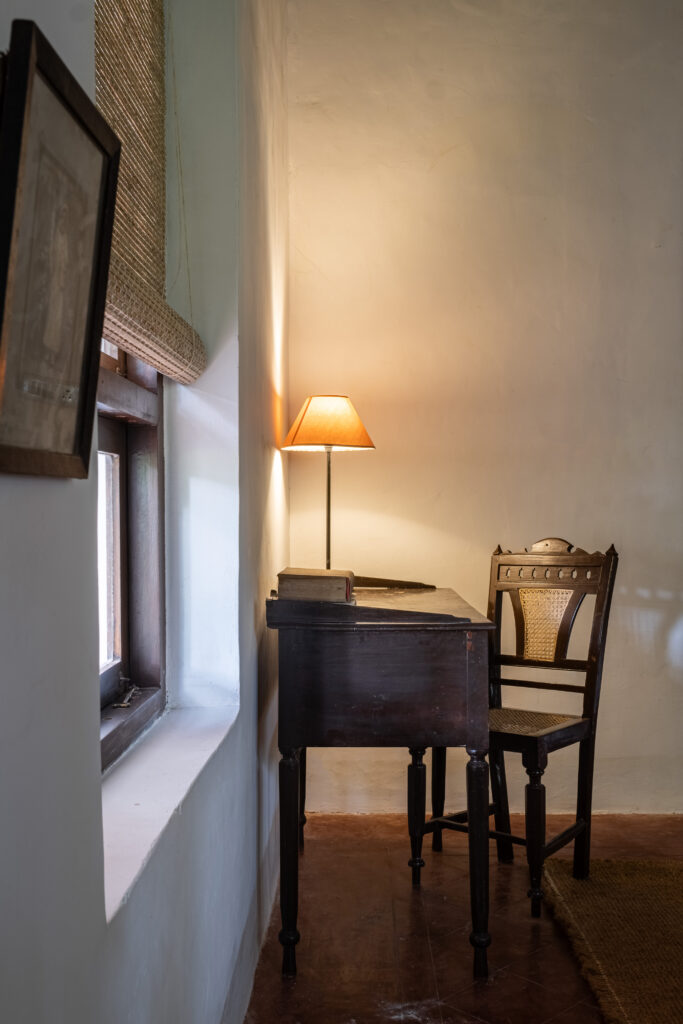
[426,538,618,917]
[489,707,587,739]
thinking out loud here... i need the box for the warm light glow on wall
[271,259,285,397]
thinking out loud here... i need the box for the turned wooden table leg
[466,750,490,979]
[298,747,307,851]
[279,748,300,975]
[407,747,426,886]
[431,746,446,852]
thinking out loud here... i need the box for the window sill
[101,704,239,921]
[100,687,164,771]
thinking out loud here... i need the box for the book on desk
[277,567,355,603]
[275,568,442,606]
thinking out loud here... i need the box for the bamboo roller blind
[94,0,206,383]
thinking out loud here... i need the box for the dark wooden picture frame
[0,20,119,478]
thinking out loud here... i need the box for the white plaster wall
[287,0,683,813]
[237,0,290,998]
[165,0,240,711]
[0,6,109,1021]
[0,1,288,1022]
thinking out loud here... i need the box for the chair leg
[408,748,426,886]
[489,745,514,863]
[573,736,596,879]
[431,746,446,851]
[523,752,547,917]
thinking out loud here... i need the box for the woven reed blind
[94,0,206,383]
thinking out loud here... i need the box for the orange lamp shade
[281,396,375,452]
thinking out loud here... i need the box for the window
[93,0,203,770]
[97,347,165,770]
[97,419,127,707]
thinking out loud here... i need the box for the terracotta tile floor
[245,813,682,1024]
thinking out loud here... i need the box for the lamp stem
[325,447,331,570]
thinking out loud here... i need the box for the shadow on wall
[617,582,683,672]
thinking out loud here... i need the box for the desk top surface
[267,583,492,631]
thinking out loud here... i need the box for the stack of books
[277,567,355,603]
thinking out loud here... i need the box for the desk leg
[279,748,300,976]
[431,746,447,852]
[299,747,307,851]
[466,751,490,979]
[408,748,426,886]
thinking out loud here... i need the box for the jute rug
[544,858,683,1024]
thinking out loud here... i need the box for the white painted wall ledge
[101,706,239,920]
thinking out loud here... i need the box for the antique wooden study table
[266,580,494,979]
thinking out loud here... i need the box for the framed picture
[0,20,120,477]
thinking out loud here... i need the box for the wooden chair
[429,538,618,916]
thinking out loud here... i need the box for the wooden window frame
[98,354,165,771]
[97,416,129,707]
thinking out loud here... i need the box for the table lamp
[282,395,375,569]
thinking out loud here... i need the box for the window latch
[112,682,136,708]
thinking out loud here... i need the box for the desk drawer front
[278,628,487,750]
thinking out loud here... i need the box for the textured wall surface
[236,0,290,1017]
[0,2,288,1021]
[286,0,683,812]
[0,6,109,1021]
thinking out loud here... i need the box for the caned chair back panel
[514,587,580,661]
[487,538,618,721]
